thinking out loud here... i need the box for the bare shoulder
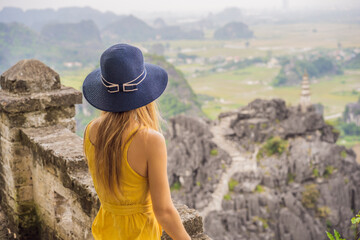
[136,128,166,162]
[137,127,166,148]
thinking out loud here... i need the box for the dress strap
[123,125,146,147]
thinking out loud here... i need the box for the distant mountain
[0,22,41,72]
[153,18,167,29]
[209,7,243,26]
[0,21,103,72]
[0,7,121,31]
[102,15,155,42]
[214,22,254,40]
[156,26,204,40]
[187,7,244,29]
[145,55,204,119]
[41,20,102,46]
[102,15,204,42]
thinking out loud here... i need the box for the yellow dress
[83,121,163,240]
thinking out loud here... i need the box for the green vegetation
[223,193,231,201]
[326,230,346,240]
[228,178,239,192]
[287,172,296,184]
[170,182,181,191]
[42,20,101,44]
[301,184,320,209]
[214,22,253,40]
[224,178,239,200]
[341,150,347,158]
[252,216,269,229]
[345,53,360,69]
[324,166,335,178]
[326,211,360,239]
[255,185,265,193]
[187,59,360,123]
[317,206,331,218]
[272,55,343,87]
[158,93,192,119]
[256,136,289,161]
[324,118,360,148]
[210,148,219,156]
[313,168,320,178]
[327,220,333,231]
[341,122,360,137]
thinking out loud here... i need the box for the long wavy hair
[93,100,163,200]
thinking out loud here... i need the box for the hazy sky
[1,0,359,14]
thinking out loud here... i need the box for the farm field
[187,67,360,120]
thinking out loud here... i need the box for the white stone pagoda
[300,70,311,112]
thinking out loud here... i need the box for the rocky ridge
[166,98,360,240]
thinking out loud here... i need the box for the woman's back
[82,43,190,240]
[84,119,163,239]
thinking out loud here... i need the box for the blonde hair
[93,100,163,200]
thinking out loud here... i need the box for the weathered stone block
[16,185,33,202]
[0,121,21,142]
[0,59,60,94]
[0,87,82,114]
[1,106,76,129]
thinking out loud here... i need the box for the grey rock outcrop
[167,98,360,240]
[344,102,360,126]
[166,115,232,210]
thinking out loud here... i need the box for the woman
[82,43,191,240]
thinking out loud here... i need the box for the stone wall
[0,59,209,240]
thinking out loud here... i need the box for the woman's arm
[146,130,191,240]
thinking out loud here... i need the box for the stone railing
[0,59,209,240]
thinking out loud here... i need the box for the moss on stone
[228,178,238,192]
[223,193,231,201]
[301,184,320,209]
[170,182,181,191]
[256,136,289,161]
[323,166,335,178]
[317,206,331,218]
[287,172,296,184]
[313,168,319,178]
[255,185,265,193]
[210,148,218,156]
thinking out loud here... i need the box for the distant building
[300,71,311,112]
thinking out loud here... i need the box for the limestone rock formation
[166,98,360,240]
[344,101,360,126]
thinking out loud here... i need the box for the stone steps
[200,116,258,218]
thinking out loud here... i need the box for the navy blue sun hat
[82,43,168,112]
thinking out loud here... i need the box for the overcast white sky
[1,0,359,14]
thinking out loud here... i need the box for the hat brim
[82,63,168,112]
